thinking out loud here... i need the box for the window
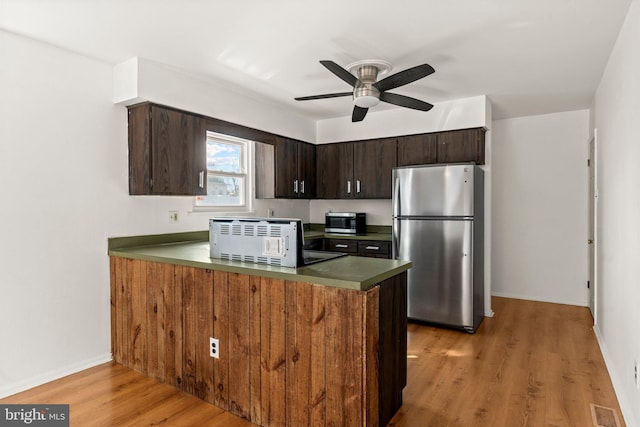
[195,132,253,210]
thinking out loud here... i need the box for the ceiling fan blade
[294,92,353,101]
[373,64,435,92]
[320,60,358,87]
[379,92,434,111]
[352,106,368,122]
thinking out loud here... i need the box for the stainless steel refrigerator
[392,163,484,332]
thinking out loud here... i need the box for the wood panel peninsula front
[108,232,411,427]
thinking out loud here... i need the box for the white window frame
[193,132,255,214]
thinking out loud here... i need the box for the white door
[587,134,597,322]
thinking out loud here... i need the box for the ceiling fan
[295,59,435,122]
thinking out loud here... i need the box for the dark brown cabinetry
[357,240,391,258]
[397,133,438,166]
[324,238,392,259]
[353,138,397,198]
[128,103,206,195]
[397,127,486,167]
[316,143,353,199]
[274,137,316,198]
[316,138,397,199]
[324,238,358,254]
[437,128,485,164]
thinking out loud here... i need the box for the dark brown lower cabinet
[325,238,391,259]
[357,240,391,258]
[110,257,406,427]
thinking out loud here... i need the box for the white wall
[491,110,589,306]
[0,31,243,396]
[592,1,640,424]
[316,95,488,143]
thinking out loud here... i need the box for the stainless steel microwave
[325,212,366,234]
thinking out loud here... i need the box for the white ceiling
[0,0,632,120]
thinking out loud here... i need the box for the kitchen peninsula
[108,231,411,427]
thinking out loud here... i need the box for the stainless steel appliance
[392,163,484,332]
[325,212,366,234]
[210,217,346,268]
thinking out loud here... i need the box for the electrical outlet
[210,337,219,359]
[169,210,179,223]
[635,360,639,389]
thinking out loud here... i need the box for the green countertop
[108,235,409,291]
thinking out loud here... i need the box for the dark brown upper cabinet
[316,142,353,199]
[274,137,316,198]
[316,138,397,199]
[353,138,397,198]
[397,133,438,166]
[128,103,206,195]
[436,128,485,164]
[397,128,485,167]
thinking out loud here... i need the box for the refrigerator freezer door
[393,217,474,328]
[393,164,475,217]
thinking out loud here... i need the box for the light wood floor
[1,297,624,427]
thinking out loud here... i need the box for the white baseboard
[593,326,636,427]
[491,291,588,307]
[0,353,112,399]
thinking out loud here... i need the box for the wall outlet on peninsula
[210,337,219,359]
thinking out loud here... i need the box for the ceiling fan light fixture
[354,95,380,108]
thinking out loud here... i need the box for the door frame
[587,130,598,324]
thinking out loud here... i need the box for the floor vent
[590,403,621,427]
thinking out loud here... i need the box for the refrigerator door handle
[392,175,401,217]
[392,218,400,259]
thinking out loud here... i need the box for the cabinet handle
[301,180,305,194]
[335,244,349,248]
[347,180,351,194]
[199,171,205,188]
[365,246,380,251]
[356,180,361,193]
[294,180,299,193]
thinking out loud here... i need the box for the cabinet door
[128,103,206,195]
[151,105,207,195]
[397,134,438,166]
[353,138,397,198]
[128,103,153,195]
[274,138,316,199]
[436,128,485,165]
[274,137,298,198]
[297,142,316,198]
[316,143,353,198]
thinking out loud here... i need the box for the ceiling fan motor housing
[353,64,381,108]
